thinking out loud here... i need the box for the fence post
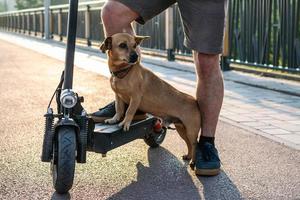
[16,14,19,32]
[11,15,13,31]
[165,7,175,61]
[44,0,50,39]
[6,15,9,31]
[14,15,17,32]
[10,15,13,31]
[58,8,62,41]
[85,5,91,46]
[27,12,31,35]
[40,10,44,38]
[22,13,25,34]
[7,14,10,31]
[49,9,54,38]
[33,11,37,36]
[13,15,16,31]
[18,14,21,33]
[221,10,230,71]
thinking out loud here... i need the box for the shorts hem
[114,0,151,25]
[184,40,223,55]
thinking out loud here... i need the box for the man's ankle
[198,135,215,147]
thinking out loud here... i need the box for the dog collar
[110,64,134,79]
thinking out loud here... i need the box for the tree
[15,0,43,9]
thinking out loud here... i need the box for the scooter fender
[54,118,80,138]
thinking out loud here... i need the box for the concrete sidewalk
[0,31,300,150]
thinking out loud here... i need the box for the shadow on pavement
[51,192,71,200]
[198,170,243,200]
[107,147,242,200]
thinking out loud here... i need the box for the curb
[220,116,300,151]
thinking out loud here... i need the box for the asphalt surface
[0,39,299,200]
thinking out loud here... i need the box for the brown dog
[100,33,201,163]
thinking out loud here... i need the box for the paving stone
[289,121,300,125]
[262,119,288,126]
[226,107,252,114]
[261,128,290,135]
[223,115,256,123]
[273,123,300,132]
[274,134,300,144]
[255,125,277,130]
[240,121,269,127]
[242,114,271,120]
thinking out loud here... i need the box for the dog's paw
[119,120,131,131]
[105,118,118,124]
[182,154,192,161]
[189,161,195,170]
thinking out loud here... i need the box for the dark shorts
[115,0,227,54]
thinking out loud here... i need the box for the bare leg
[194,52,224,137]
[101,0,139,37]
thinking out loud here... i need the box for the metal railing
[228,0,300,72]
[0,0,299,73]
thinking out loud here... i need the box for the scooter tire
[52,126,76,194]
[144,127,166,148]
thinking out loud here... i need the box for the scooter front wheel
[51,126,76,194]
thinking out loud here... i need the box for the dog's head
[100,33,150,65]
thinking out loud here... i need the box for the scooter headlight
[60,89,77,109]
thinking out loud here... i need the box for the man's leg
[194,52,224,138]
[194,52,223,176]
[176,0,227,176]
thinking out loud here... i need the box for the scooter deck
[92,116,156,154]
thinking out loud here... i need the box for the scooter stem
[63,0,79,90]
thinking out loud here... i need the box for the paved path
[1,32,299,150]
[0,38,300,200]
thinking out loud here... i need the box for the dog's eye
[133,43,137,48]
[119,43,127,49]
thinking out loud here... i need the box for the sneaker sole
[90,114,147,123]
[195,168,220,176]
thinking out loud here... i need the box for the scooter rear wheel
[51,127,76,194]
[144,127,167,148]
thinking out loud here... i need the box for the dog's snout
[129,52,138,63]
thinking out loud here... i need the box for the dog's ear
[135,35,150,45]
[100,37,112,53]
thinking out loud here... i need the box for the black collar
[110,64,134,79]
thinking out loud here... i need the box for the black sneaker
[89,102,147,123]
[195,142,221,176]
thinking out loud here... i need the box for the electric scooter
[41,0,167,194]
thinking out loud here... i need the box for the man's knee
[194,52,221,76]
[101,2,118,25]
[101,1,138,28]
